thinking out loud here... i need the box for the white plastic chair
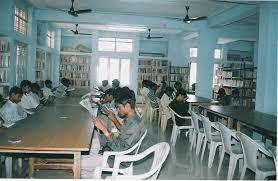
[236,132,276,180]
[93,130,147,178]
[217,122,243,180]
[158,99,167,132]
[200,115,222,168]
[107,142,170,179]
[190,111,205,156]
[169,107,193,146]
[145,96,160,122]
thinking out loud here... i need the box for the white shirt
[19,92,40,114]
[54,84,68,97]
[100,85,110,92]
[42,87,54,99]
[160,93,173,120]
[140,87,149,96]
[0,100,27,127]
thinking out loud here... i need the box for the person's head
[192,83,196,92]
[115,94,135,117]
[142,80,151,88]
[217,88,226,98]
[150,81,158,92]
[9,86,23,103]
[232,88,239,97]
[104,88,114,103]
[113,87,122,100]
[112,79,120,89]
[175,89,188,102]
[165,86,174,97]
[174,81,182,90]
[31,83,41,94]
[61,78,71,88]
[45,80,52,89]
[160,81,167,89]
[102,80,108,87]
[20,80,32,94]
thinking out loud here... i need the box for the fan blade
[75,9,92,14]
[212,0,257,5]
[190,16,207,21]
[68,11,78,17]
[70,30,76,34]
[150,36,163,39]
[78,33,92,35]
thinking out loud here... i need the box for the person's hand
[102,108,117,121]
[92,116,107,132]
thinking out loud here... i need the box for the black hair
[176,89,187,97]
[115,93,135,109]
[104,88,114,96]
[31,83,41,94]
[232,88,239,96]
[20,80,32,89]
[61,78,71,87]
[9,86,23,97]
[45,80,52,85]
[165,86,174,94]
[174,81,182,89]
[218,88,226,96]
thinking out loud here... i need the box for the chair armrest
[101,149,136,167]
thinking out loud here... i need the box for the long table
[186,95,218,112]
[201,105,277,142]
[0,97,94,178]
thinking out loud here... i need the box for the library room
[0,0,277,180]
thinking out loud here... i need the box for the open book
[79,98,98,117]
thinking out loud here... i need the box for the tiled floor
[0,115,272,179]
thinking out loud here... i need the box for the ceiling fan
[67,0,92,17]
[71,24,92,35]
[145,29,163,39]
[181,6,207,24]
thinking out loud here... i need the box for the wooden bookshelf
[168,63,190,91]
[0,37,11,97]
[59,54,91,88]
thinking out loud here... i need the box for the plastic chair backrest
[217,122,233,153]
[201,115,216,142]
[168,107,177,126]
[112,142,170,179]
[191,111,201,133]
[133,129,148,155]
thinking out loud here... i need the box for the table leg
[227,117,232,129]
[28,157,35,178]
[73,152,81,179]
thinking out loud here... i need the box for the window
[190,48,198,58]
[97,57,131,86]
[15,42,27,86]
[213,64,219,85]
[98,38,133,52]
[47,31,55,48]
[14,6,28,35]
[189,62,197,88]
[214,49,221,59]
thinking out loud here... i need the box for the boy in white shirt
[0,86,27,127]
[19,80,40,115]
[160,87,174,120]
[42,80,54,100]
[53,78,70,97]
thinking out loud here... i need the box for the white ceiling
[26,0,259,34]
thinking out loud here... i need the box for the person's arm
[102,108,123,132]
[93,116,112,142]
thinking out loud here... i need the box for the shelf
[60,51,92,56]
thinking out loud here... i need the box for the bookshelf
[59,52,91,88]
[168,63,190,91]
[0,37,11,97]
[213,61,257,109]
[36,48,46,87]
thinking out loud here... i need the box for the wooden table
[201,105,277,142]
[186,95,218,112]
[0,103,94,178]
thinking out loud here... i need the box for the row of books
[69,80,90,87]
[0,40,10,52]
[60,64,90,71]
[221,79,244,87]
[60,72,89,79]
[227,54,252,62]
[138,59,168,66]
[169,67,190,74]
[61,56,90,64]
[0,54,9,67]
[36,61,45,70]
[0,69,9,83]
[169,76,189,82]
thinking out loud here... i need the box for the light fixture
[106,25,147,32]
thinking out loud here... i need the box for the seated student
[172,81,182,98]
[0,86,27,127]
[101,88,115,109]
[160,87,174,120]
[169,89,191,126]
[42,80,54,100]
[140,80,151,97]
[230,88,240,106]
[122,86,136,102]
[217,88,231,106]
[147,84,159,108]
[19,80,40,115]
[112,79,121,92]
[156,81,167,99]
[53,78,71,97]
[99,80,110,92]
[31,82,44,103]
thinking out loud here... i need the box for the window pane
[214,49,221,59]
[99,38,115,42]
[98,41,115,51]
[109,58,120,83]
[116,41,132,52]
[116,38,132,43]
[120,59,130,85]
[97,57,108,84]
[190,48,198,58]
[190,62,197,87]
[213,64,219,85]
